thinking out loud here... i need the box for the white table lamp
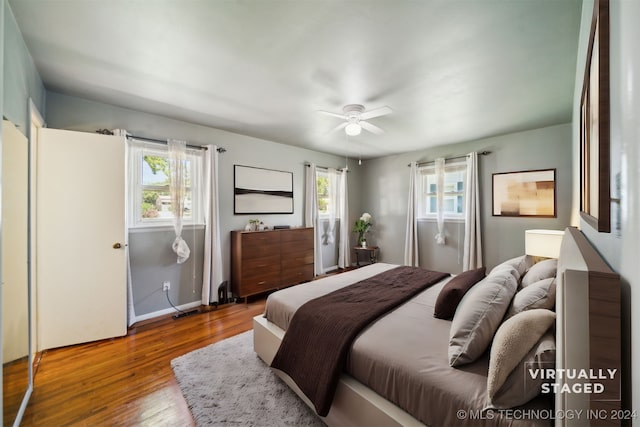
[525,229,564,259]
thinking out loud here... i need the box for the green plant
[353,212,372,245]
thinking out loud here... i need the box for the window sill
[129,224,206,233]
[417,217,465,224]
[317,216,341,221]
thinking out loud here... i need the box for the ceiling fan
[318,104,393,136]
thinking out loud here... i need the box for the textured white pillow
[487,309,556,401]
[507,278,556,317]
[521,258,557,288]
[489,331,556,408]
[448,268,518,367]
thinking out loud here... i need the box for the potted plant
[353,213,373,247]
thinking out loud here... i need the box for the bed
[253,227,621,427]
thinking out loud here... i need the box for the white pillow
[489,331,556,408]
[487,309,556,401]
[448,268,518,367]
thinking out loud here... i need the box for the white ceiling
[9,0,582,159]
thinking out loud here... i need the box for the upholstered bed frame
[253,227,621,427]
[555,227,621,426]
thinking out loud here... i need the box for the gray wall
[3,2,45,132]
[45,91,363,316]
[361,123,572,273]
[129,228,204,315]
[571,0,640,416]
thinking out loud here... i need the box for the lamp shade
[525,229,564,259]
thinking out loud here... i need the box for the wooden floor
[15,299,266,426]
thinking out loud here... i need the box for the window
[317,170,330,216]
[129,143,204,227]
[316,169,341,218]
[417,161,466,219]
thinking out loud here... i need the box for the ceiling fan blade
[360,121,385,135]
[360,105,393,120]
[317,110,347,119]
[326,122,348,135]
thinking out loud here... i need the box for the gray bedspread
[264,263,552,427]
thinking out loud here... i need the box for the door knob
[113,242,123,249]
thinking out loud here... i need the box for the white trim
[128,224,205,234]
[127,142,205,228]
[417,216,465,223]
[131,300,201,323]
[416,161,467,221]
[323,264,339,274]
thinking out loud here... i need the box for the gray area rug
[171,331,325,426]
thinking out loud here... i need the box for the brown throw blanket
[270,266,449,416]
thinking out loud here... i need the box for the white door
[37,128,127,350]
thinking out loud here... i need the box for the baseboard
[133,300,202,323]
[323,265,338,274]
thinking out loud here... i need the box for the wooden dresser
[230,227,314,298]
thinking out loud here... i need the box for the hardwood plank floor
[16,299,266,426]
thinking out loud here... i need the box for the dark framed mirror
[579,0,610,233]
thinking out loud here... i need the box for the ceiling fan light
[345,123,361,136]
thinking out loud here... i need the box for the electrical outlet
[163,281,170,291]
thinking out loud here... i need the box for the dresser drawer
[281,250,314,268]
[281,264,314,286]
[280,228,313,243]
[242,242,281,259]
[243,255,281,272]
[242,231,280,246]
[235,271,281,297]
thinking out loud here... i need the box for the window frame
[417,160,467,221]
[315,169,342,220]
[129,143,205,228]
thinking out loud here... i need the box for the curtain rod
[408,150,491,167]
[96,129,226,152]
[304,162,350,172]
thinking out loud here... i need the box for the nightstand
[354,246,379,267]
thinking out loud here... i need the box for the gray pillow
[487,309,556,400]
[521,258,558,288]
[489,331,556,408]
[507,278,556,317]
[490,255,534,281]
[490,263,521,283]
[448,268,518,367]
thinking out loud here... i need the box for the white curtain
[434,157,446,245]
[463,152,483,270]
[325,168,338,245]
[119,129,137,326]
[168,139,190,264]
[202,145,223,304]
[404,161,420,266]
[305,164,323,275]
[337,169,350,269]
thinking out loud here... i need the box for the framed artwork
[492,169,556,218]
[234,165,294,214]
[580,0,610,233]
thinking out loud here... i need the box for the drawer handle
[258,281,266,285]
